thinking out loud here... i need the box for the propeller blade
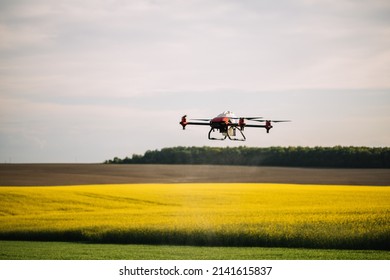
[231,117,263,120]
[249,119,265,122]
[251,119,291,123]
[245,117,264,120]
[191,118,211,121]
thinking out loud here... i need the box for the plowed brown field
[0,164,389,186]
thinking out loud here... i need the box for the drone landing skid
[208,128,227,140]
[208,128,246,141]
[228,127,246,141]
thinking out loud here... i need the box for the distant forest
[105,146,390,168]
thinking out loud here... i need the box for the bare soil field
[0,164,389,186]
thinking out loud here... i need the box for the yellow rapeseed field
[0,184,389,249]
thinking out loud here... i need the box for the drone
[180,111,290,141]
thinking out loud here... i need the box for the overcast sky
[1,0,389,163]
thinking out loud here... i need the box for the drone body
[180,111,290,141]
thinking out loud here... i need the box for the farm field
[1,164,390,186]
[1,241,389,260]
[0,164,389,259]
[0,183,389,250]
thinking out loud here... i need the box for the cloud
[2,0,389,96]
[0,0,389,162]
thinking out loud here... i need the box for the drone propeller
[231,116,263,120]
[251,119,291,123]
[191,118,211,121]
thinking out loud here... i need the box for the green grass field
[1,241,389,260]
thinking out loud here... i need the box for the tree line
[105,146,390,168]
